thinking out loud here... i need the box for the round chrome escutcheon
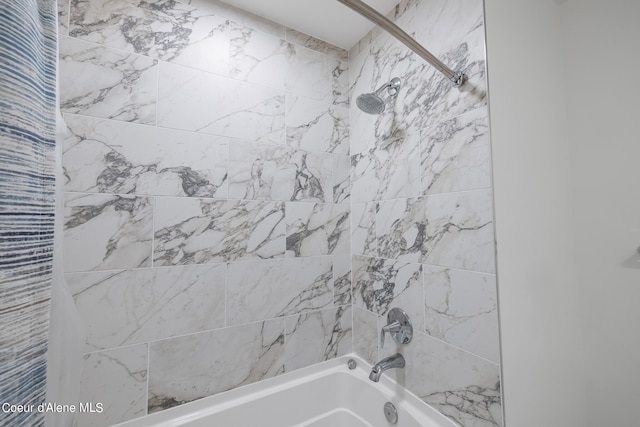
[384,401,398,424]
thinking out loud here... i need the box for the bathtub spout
[369,353,405,382]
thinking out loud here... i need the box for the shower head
[356,77,401,115]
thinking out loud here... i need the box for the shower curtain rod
[336,0,466,87]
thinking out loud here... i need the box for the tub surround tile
[59,36,158,124]
[226,257,333,326]
[63,114,228,198]
[421,107,491,195]
[424,265,499,363]
[376,190,495,273]
[229,141,333,203]
[352,255,424,333]
[351,202,377,257]
[351,133,421,203]
[67,264,226,351]
[157,62,285,144]
[153,197,285,266]
[286,95,349,155]
[382,331,502,427]
[64,193,153,272]
[352,306,379,366]
[332,155,351,204]
[284,306,352,372]
[78,344,148,427]
[148,320,285,412]
[69,0,230,75]
[285,202,349,257]
[333,255,352,306]
[285,28,348,62]
[58,0,70,35]
[229,24,291,90]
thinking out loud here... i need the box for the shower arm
[336,0,466,87]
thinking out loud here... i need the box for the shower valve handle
[379,308,413,348]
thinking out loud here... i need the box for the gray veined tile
[333,154,351,204]
[157,62,285,144]
[285,202,350,257]
[376,190,496,273]
[66,263,226,352]
[352,255,424,333]
[148,320,285,412]
[333,254,352,306]
[285,306,352,372]
[423,265,500,363]
[421,107,491,195]
[285,28,349,62]
[229,141,333,203]
[286,95,350,155]
[58,0,69,35]
[63,114,229,198]
[63,193,153,272]
[78,344,148,427]
[153,197,285,266]
[351,202,377,257]
[229,23,292,90]
[69,0,231,75]
[59,36,158,124]
[226,257,334,326]
[352,306,379,365]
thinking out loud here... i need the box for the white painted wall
[486,0,640,425]
[483,0,587,425]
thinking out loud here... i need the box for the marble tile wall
[57,0,351,425]
[348,0,502,426]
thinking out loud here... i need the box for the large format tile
[351,202,377,257]
[148,320,285,412]
[228,140,333,202]
[59,36,157,124]
[333,254,352,306]
[157,62,284,144]
[69,0,230,74]
[63,114,228,197]
[382,331,502,427]
[226,257,333,326]
[285,306,352,372]
[421,107,491,195]
[63,193,153,272]
[285,202,350,257]
[424,265,499,363]
[153,197,285,266]
[377,190,495,273]
[78,344,148,427]
[352,255,424,333]
[67,264,226,351]
[332,154,350,204]
[352,306,379,365]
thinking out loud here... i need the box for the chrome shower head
[356,77,401,115]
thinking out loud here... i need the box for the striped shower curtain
[0,0,57,426]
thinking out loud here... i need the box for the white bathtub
[114,355,457,427]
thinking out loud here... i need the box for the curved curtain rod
[336,0,467,87]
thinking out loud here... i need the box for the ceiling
[218,0,401,50]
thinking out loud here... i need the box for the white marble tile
[285,202,350,257]
[229,24,290,90]
[351,133,422,202]
[157,62,285,144]
[352,255,424,333]
[66,263,226,351]
[285,306,352,372]
[63,114,228,198]
[333,154,350,204]
[376,190,495,273]
[148,320,285,412]
[153,197,285,266]
[285,28,348,62]
[352,306,379,365]
[286,95,349,155]
[351,202,377,257]
[226,257,333,325]
[333,254,351,306]
[382,331,502,427]
[59,36,157,124]
[287,44,349,106]
[228,140,333,203]
[63,193,153,272]
[78,344,148,427]
[421,107,491,195]
[58,0,70,35]
[69,0,230,75]
[423,265,500,363]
